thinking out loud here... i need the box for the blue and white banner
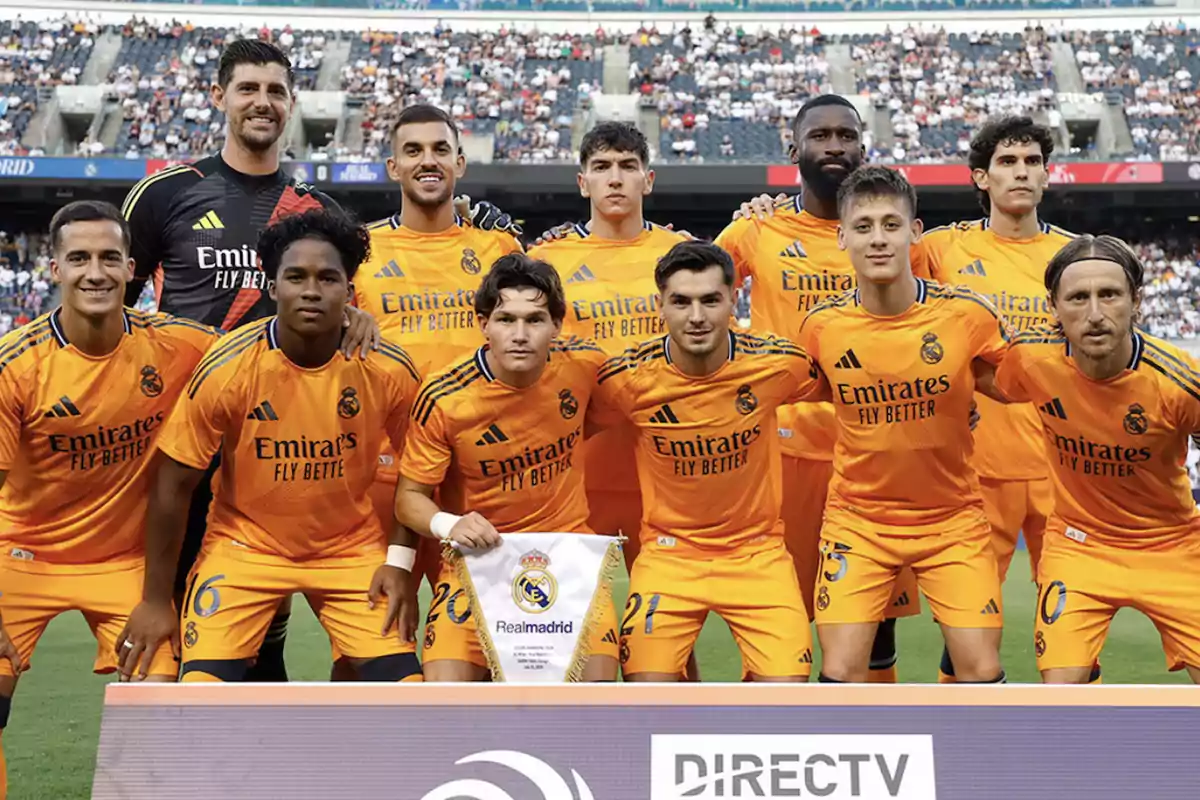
[452,532,621,683]
[0,156,149,180]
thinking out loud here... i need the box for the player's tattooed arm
[394,477,501,549]
[368,517,420,644]
[117,452,204,681]
[732,193,789,222]
[342,306,381,360]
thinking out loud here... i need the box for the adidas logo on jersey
[799,649,813,665]
[834,349,862,369]
[779,240,807,259]
[601,629,618,645]
[649,404,681,424]
[192,210,224,231]
[566,265,596,283]
[892,591,912,608]
[374,260,406,279]
[958,259,987,277]
[247,401,280,421]
[44,396,81,418]
[1039,397,1067,420]
[980,598,1000,615]
[476,423,509,446]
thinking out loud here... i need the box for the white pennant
[450,533,622,683]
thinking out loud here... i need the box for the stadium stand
[340,28,601,162]
[1071,23,1199,160]
[0,230,57,333]
[0,16,97,155]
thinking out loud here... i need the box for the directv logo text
[650,735,936,799]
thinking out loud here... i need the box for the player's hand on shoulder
[455,195,524,236]
[368,564,418,643]
[533,221,577,247]
[0,619,24,676]
[448,511,502,550]
[342,306,381,360]
[660,222,696,240]
[969,400,980,432]
[115,600,180,682]
[732,193,788,222]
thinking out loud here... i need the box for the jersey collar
[982,216,1051,235]
[266,317,281,350]
[853,277,928,307]
[572,220,653,238]
[49,306,132,347]
[1064,330,1144,370]
[663,330,736,366]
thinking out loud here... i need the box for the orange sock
[867,664,898,684]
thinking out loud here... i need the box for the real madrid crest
[816,585,830,612]
[512,548,557,614]
[461,248,482,275]
[1123,403,1148,435]
[184,621,198,649]
[424,626,436,651]
[338,387,361,419]
[1034,630,1046,658]
[920,332,944,365]
[558,388,579,419]
[735,384,758,415]
[140,365,164,397]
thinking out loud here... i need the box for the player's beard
[233,112,284,154]
[798,158,853,201]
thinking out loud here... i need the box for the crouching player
[0,201,219,797]
[799,167,1007,683]
[395,253,618,682]
[592,242,825,682]
[120,210,424,683]
[995,235,1200,683]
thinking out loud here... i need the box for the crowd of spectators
[0,232,56,335]
[340,25,600,162]
[1136,238,1200,340]
[1071,23,1199,161]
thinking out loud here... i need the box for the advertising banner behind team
[451,532,622,682]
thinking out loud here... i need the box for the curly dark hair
[968,115,1055,213]
[836,165,918,219]
[256,209,371,281]
[474,253,567,322]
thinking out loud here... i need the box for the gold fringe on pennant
[451,546,506,683]
[565,538,625,683]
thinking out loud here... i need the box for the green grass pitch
[4,556,1187,799]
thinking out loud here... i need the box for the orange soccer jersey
[715,197,930,460]
[798,279,1009,534]
[0,309,217,565]
[157,318,421,559]
[400,338,604,533]
[592,330,827,551]
[355,218,522,482]
[995,327,1200,547]
[920,218,1075,481]
[529,223,688,496]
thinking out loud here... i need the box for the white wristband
[386,545,416,572]
[429,512,462,540]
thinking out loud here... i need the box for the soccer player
[994,235,1200,684]
[394,253,617,682]
[0,201,218,797]
[798,167,1006,684]
[354,103,524,596]
[120,40,378,681]
[118,210,423,684]
[528,122,689,561]
[916,116,1087,682]
[592,241,825,682]
[715,95,923,683]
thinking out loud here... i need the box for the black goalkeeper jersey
[121,154,340,330]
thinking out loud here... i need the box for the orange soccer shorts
[1034,524,1200,673]
[0,553,176,678]
[815,511,1003,630]
[620,540,812,678]
[781,456,920,621]
[980,476,1053,581]
[178,539,417,678]
[422,560,619,669]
